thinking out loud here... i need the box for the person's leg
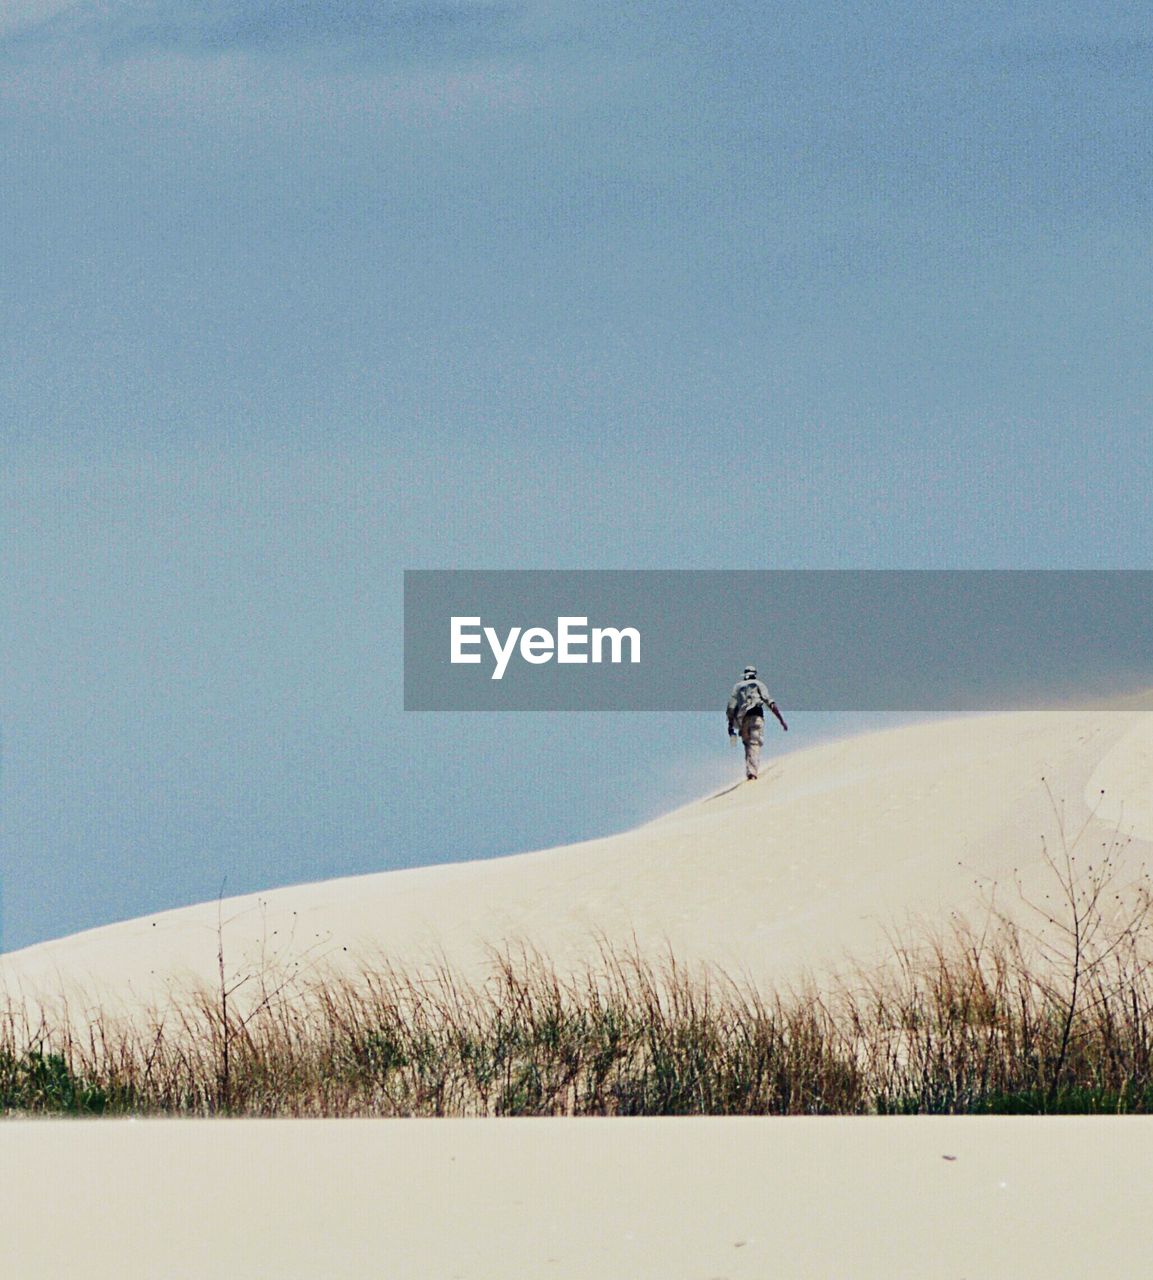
[741,716,765,779]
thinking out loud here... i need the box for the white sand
[5,704,1153,1277]
[4,704,1153,1015]
[3,1116,1152,1279]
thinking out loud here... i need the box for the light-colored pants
[739,714,764,779]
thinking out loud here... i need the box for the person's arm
[726,689,739,736]
[768,700,788,732]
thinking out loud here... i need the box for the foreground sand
[2,1116,1151,1279]
[4,703,1153,1020]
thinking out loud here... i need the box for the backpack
[734,680,765,720]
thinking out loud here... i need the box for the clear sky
[2,1,1151,949]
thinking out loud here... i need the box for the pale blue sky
[2,1,1151,948]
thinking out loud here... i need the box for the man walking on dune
[727,666,787,781]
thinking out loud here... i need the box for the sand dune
[6,704,1153,1279]
[5,703,1153,1017]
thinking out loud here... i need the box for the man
[726,665,788,781]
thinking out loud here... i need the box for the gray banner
[403,570,1152,711]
